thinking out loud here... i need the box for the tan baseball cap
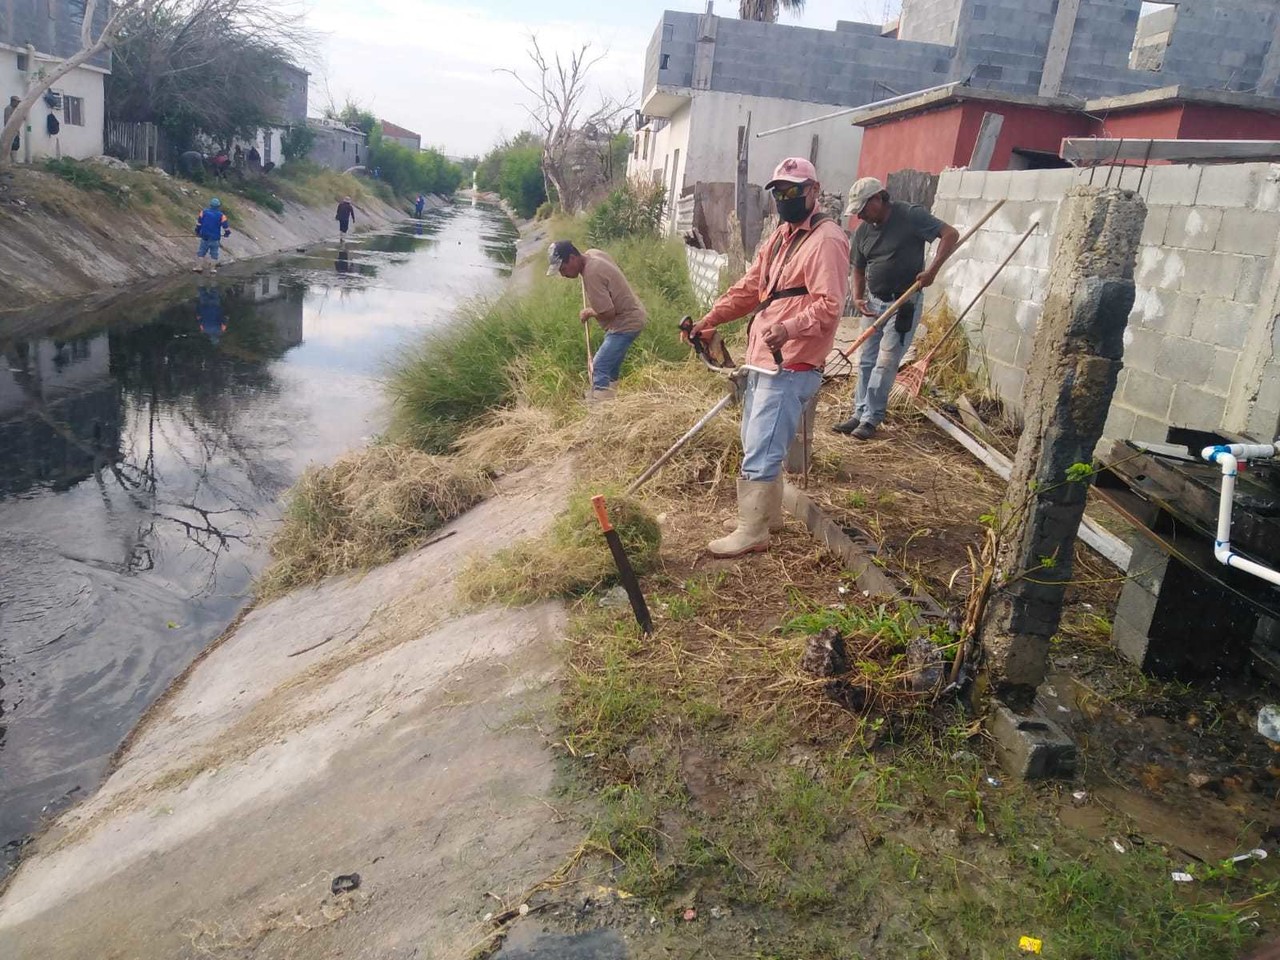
[844,177,884,217]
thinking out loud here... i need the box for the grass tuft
[257,445,491,598]
[457,493,660,606]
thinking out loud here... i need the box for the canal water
[0,203,518,868]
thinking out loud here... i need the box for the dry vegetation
[257,445,490,598]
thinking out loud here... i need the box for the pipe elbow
[1214,541,1233,567]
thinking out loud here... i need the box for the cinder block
[958,169,987,198]
[1215,209,1280,256]
[1209,348,1241,399]
[987,361,1026,405]
[1169,382,1228,429]
[1196,163,1265,208]
[1140,205,1171,246]
[1191,297,1253,350]
[1179,251,1244,299]
[1155,337,1213,383]
[987,703,1077,780]
[1130,413,1169,442]
[1236,256,1272,305]
[1103,402,1137,441]
[1006,170,1039,202]
[1120,370,1174,418]
[937,168,963,199]
[1145,164,1203,206]
[1034,168,1074,198]
[1124,327,1164,372]
[1254,166,1280,213]
[1164,206,1224,251]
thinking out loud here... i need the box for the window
[16,54,27,72]
[659,54,670,70]
[1129,2,1177,72]
[662,23,674,41]
[62,95,83,126]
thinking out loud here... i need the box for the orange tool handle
[591,494,614,533]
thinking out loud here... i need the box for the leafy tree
[497,145,547,218]
[280,124,315,162]
[326,101,377,138]
[739,0,805,20]
[105,0,315,152]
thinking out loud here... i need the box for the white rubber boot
[708,478,778,558]
[723,477,783,532]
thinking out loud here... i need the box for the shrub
[535,200,553,221]
[232,179,284,214]
[42,158,129,203]
[586,178,666,246]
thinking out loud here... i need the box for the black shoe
[832,417,861,435]
[851,422,878,441]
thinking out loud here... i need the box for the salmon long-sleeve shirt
[703,211,850,369]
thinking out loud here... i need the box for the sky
[303,0,897,158]
[302,0,1168,158]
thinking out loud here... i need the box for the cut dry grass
[458,494,661,606]
[455,362,742,503]
[257,445,491,598]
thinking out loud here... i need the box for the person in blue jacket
[196,285,226,345]
[193,197,231,274]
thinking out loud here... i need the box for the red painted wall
[858,99,1280,182]
[857,106,969,183]
[1176,104,1280,141]
[858,102,1089,181]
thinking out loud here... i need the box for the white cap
[844,177,885,217]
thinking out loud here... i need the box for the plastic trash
[1258,705,1280,743]
[331,873,360,894]
[1019,936,1043,954]
[683,908,697,922]
[1171,872,1195,883]
[1111,839,1126,854]
[985,776,1003,788]
[1228,848,1268,865]
[518,903,530,916]
[1071,790,1089,805]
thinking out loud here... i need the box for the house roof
[853,81,1280,128]
[380,119,421,141]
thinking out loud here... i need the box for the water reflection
[0,203,516,867]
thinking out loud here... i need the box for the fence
[104,120,167,167]
[932,162,1280,443]
[686,246,728,309]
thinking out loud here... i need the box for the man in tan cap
[687,157,849,557]
[833,177,959,440]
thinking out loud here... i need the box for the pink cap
[765,156,818,188]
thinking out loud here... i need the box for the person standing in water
[336,196,356,240]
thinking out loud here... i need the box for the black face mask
[776,194,813,224]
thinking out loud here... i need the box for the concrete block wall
[932,162,1280,445]
[899,0,967,47]
[686,247,728,309]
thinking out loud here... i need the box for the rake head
[889,360,928,404]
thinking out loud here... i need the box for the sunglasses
[770,181,810,202]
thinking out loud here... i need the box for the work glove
[223,230,231,238]
[894,299,916,344]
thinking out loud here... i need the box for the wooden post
[981,186,1146,705]
[735,111,751,254]
[808,133,819,166]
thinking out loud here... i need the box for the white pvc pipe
[753,81,957,138]
[1202,443,1280,588]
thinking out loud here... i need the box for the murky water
[0,203,518,867]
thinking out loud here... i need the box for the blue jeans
[592,330,639,389]
[197,238,221,260]
[853,291,922,426]
[740,368,823,482]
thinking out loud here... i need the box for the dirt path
[0,461,582,960]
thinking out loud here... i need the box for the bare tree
[739,0,806,21]
[0,0,161,165]
[499,36,631,213]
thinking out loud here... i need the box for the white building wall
[628,91,864,205]
[1,49,105,161]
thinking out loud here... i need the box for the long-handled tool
[581,281,595,384]
[891,219,1040,402]
[591,495,653,635]
[830,198,1007,368]
[625,385,739,495]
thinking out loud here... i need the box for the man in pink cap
[687,157,849,558]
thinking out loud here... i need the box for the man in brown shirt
[548,240,647,397]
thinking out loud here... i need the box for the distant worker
[336,196,356,239]
[414,193,426,217]
[832,176,959,441]
[233,145,244,169]
[687,157,849,558]
[4,95,20,160]
[547,240,648,401]
[246,144,261,169]
[210,150,230,179]
[193,197,231,274]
